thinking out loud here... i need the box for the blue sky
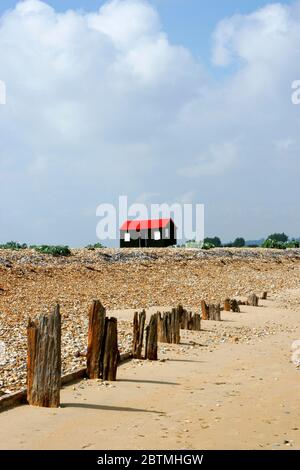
[0,0,299,245]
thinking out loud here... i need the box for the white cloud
[212,4,292,67]
[0,0,299,244]
[87,0,160,50]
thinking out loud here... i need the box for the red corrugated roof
[120,218,173,231]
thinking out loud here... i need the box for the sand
[0,292,300,450]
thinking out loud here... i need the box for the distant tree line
[184,232,299,249]
[202,232,299,249]
[204,237,246,248]
[0,241,105,256]
[1,233,299,253]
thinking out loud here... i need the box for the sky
[0,0,299,246]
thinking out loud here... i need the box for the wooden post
[247,294,259,307]
[193,313,201,331]
[224,299,231,312]
[182,309,189,329]
[162,312,171,343]
[230,299,240,313]
[215,304,221,321]
[27,305,61,408]
[145,314,158,360]
[187,311,193,330]
[132,310,146,359]
[102,317,119,381]
[208,304,221,321]
[201,300,209,320]
[86,300,106,379]
[176,305,184,328]
[157,312,163,342]
[262,291,268,300]
[188,313,201,331]
[171,309,180,344]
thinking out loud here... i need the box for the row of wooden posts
[133,306,201,360]
[26,303,202,408]
[201,292,263,319]
[26,292,265,408]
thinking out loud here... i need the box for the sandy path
[0,296,300,450]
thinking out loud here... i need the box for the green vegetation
[204,236,222,247]
[180,240,217,249]
[285,239,300,248]
[32,245,71,257]
[202,242,216,250]
[0,241,27,250]
[0,242,72,256]
[262,239,286,249]
[85,243,105,250]
[232,237,245,247]
[266,233,288,243]
[223,238,245,248]
[183,240,202,248]
[262,237,299,249]
[182,233,299,250]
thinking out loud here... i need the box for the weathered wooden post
[201,300,209,320]
[247,294,259,307]
[102,317,119,381]
[230,299,240,312]
[208,304,221,321]
[171,308,180,344]
[156,312,163,342]
[132,310,146,359]
[181,309,189,329]
[86,300,106,379]
[214,304,221,321]
[162,312,171,343]
[192,313,201,331]
[224,299,231,312]
[145,314,158,360]
[176,305,185,328]
[187,311,193,330]
[27,305,61,408]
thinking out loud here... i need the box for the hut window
[154,231,161,240]
[125,233,130,242]
[165,228,169,238]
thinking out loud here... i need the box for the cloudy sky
[0,0,299,246]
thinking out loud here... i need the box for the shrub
[266,232,288,243]
[262,239,286,249]
[232,237,246,247]
[33,245,71,257]
[0,241,27,250]
[202,242,216,250]
[204,236,222,247]
[285,240,300,248]
[85,243,105,250]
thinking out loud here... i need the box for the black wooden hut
[120,218,176,248]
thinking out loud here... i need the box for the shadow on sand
[61,403,163,413]
[119,378,178,386]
